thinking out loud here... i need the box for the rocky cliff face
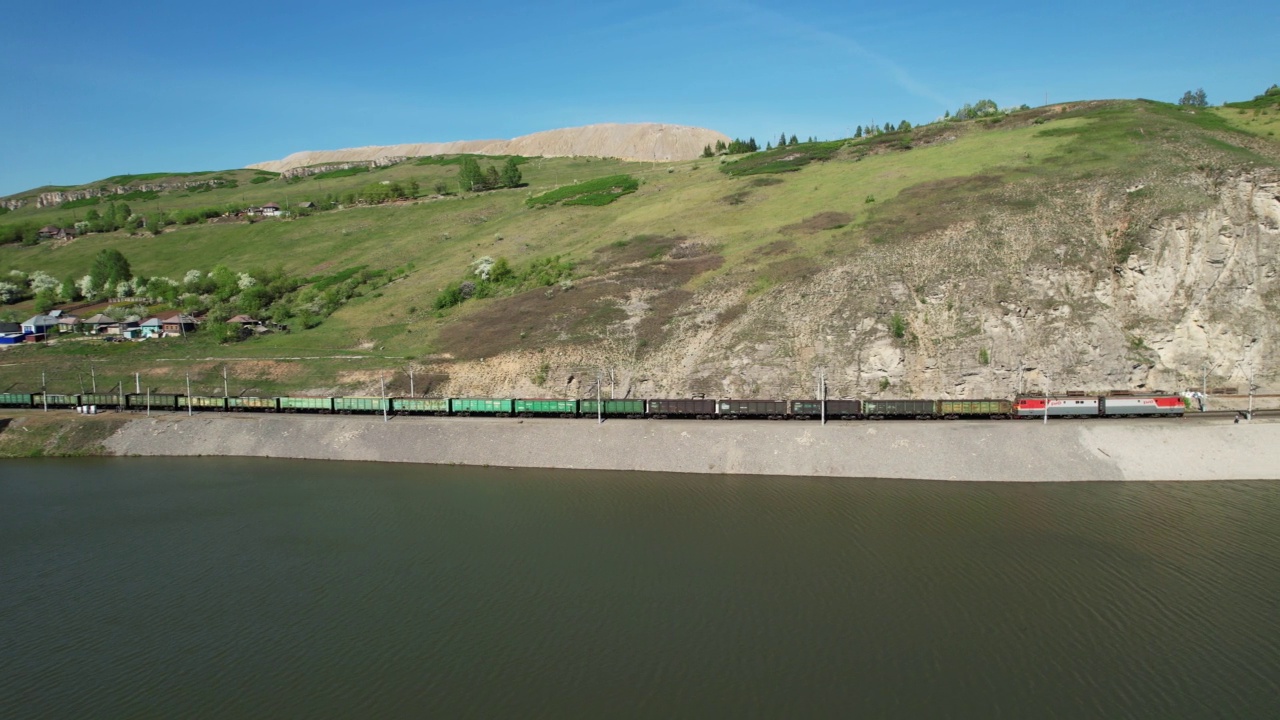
[423,169,1278,400]
[26,178,236,209]
[279,157,406,180]
[248,123,732,173]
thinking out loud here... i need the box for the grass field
[2,98,1278,395]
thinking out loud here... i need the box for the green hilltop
[1,94,1278,398]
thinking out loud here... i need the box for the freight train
[0,392,1187,419]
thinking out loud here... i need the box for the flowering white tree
[471,256,495,280]
[0,282,24,304]
[29,271,60,294]
[76,275,97,300]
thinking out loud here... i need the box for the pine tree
[89,248,132,293]
[484,165,501,190]
[854,125,862,138]
[788,134,798,145]
[701,144,713,158]
[897,120,911,131]
[766,141,772,150]
[779,132,788,148]
[748,137,758,152]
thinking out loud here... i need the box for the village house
[20,313,59,336]
[0,321,22,345]
[80,313,118,334]
[37,225,76,240]
[138,317,164,338]
[260,202,282,217]
[106,315,142,336]
[56,313,80,333]
[160,313,197,335]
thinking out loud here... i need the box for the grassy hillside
[2,97,1278,398]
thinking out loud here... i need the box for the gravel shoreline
[97,413,1280,481]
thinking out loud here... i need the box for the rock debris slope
[248,123,731,173]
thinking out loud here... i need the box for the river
[2,458,1278,718]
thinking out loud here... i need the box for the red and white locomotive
[1015,395,1185,418]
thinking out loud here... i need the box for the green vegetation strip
[526,175,639,207]
[720,140,846,176]
[311,166,369,180]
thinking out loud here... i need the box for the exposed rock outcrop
[279,157,407,180]
[30,178,236,209]
[419,169,1278,400]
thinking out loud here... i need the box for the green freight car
[125,393,181,411]
[0,393,33,408]
[278,396,333,413]
[862,399,938,419]
[514,399,578,416]
[579,399,646,417]
[180,396,227,411]
[332,397,389,414]
[227,396,278,412]
[391,398,449,415]
[78,393,123,408]
[449,398,514,415]
[40,394,80,408]
[938,399,1012,419]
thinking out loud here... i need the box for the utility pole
[146,386,151,417]
[610,369,615,399]
[381,373,388,423]
[820,367,827,426]
[1245,365,1256,420]
[597,370,603,425]
[135,372,141,394]
[223,366,229,397]
[186,373,193,416]
[91,365,96,393]
[408,366,415,397]
[1043,374,1050,425]
[42,370,47,412]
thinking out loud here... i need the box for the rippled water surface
[2,458,1279,718]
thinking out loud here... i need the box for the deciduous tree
[500,157,523,188]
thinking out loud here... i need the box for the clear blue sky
[2,0,1275,196]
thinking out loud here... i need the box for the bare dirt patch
[592,234,686,269]
[761,256,820,285]
[782,212,853,235]
[438,253,724,360]
[230,360,302,383]
[752,240,797,257]
[862,174,1003,243]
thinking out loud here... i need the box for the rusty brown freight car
[646,399,717,418]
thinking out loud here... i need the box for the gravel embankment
[101,414,1280,481]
